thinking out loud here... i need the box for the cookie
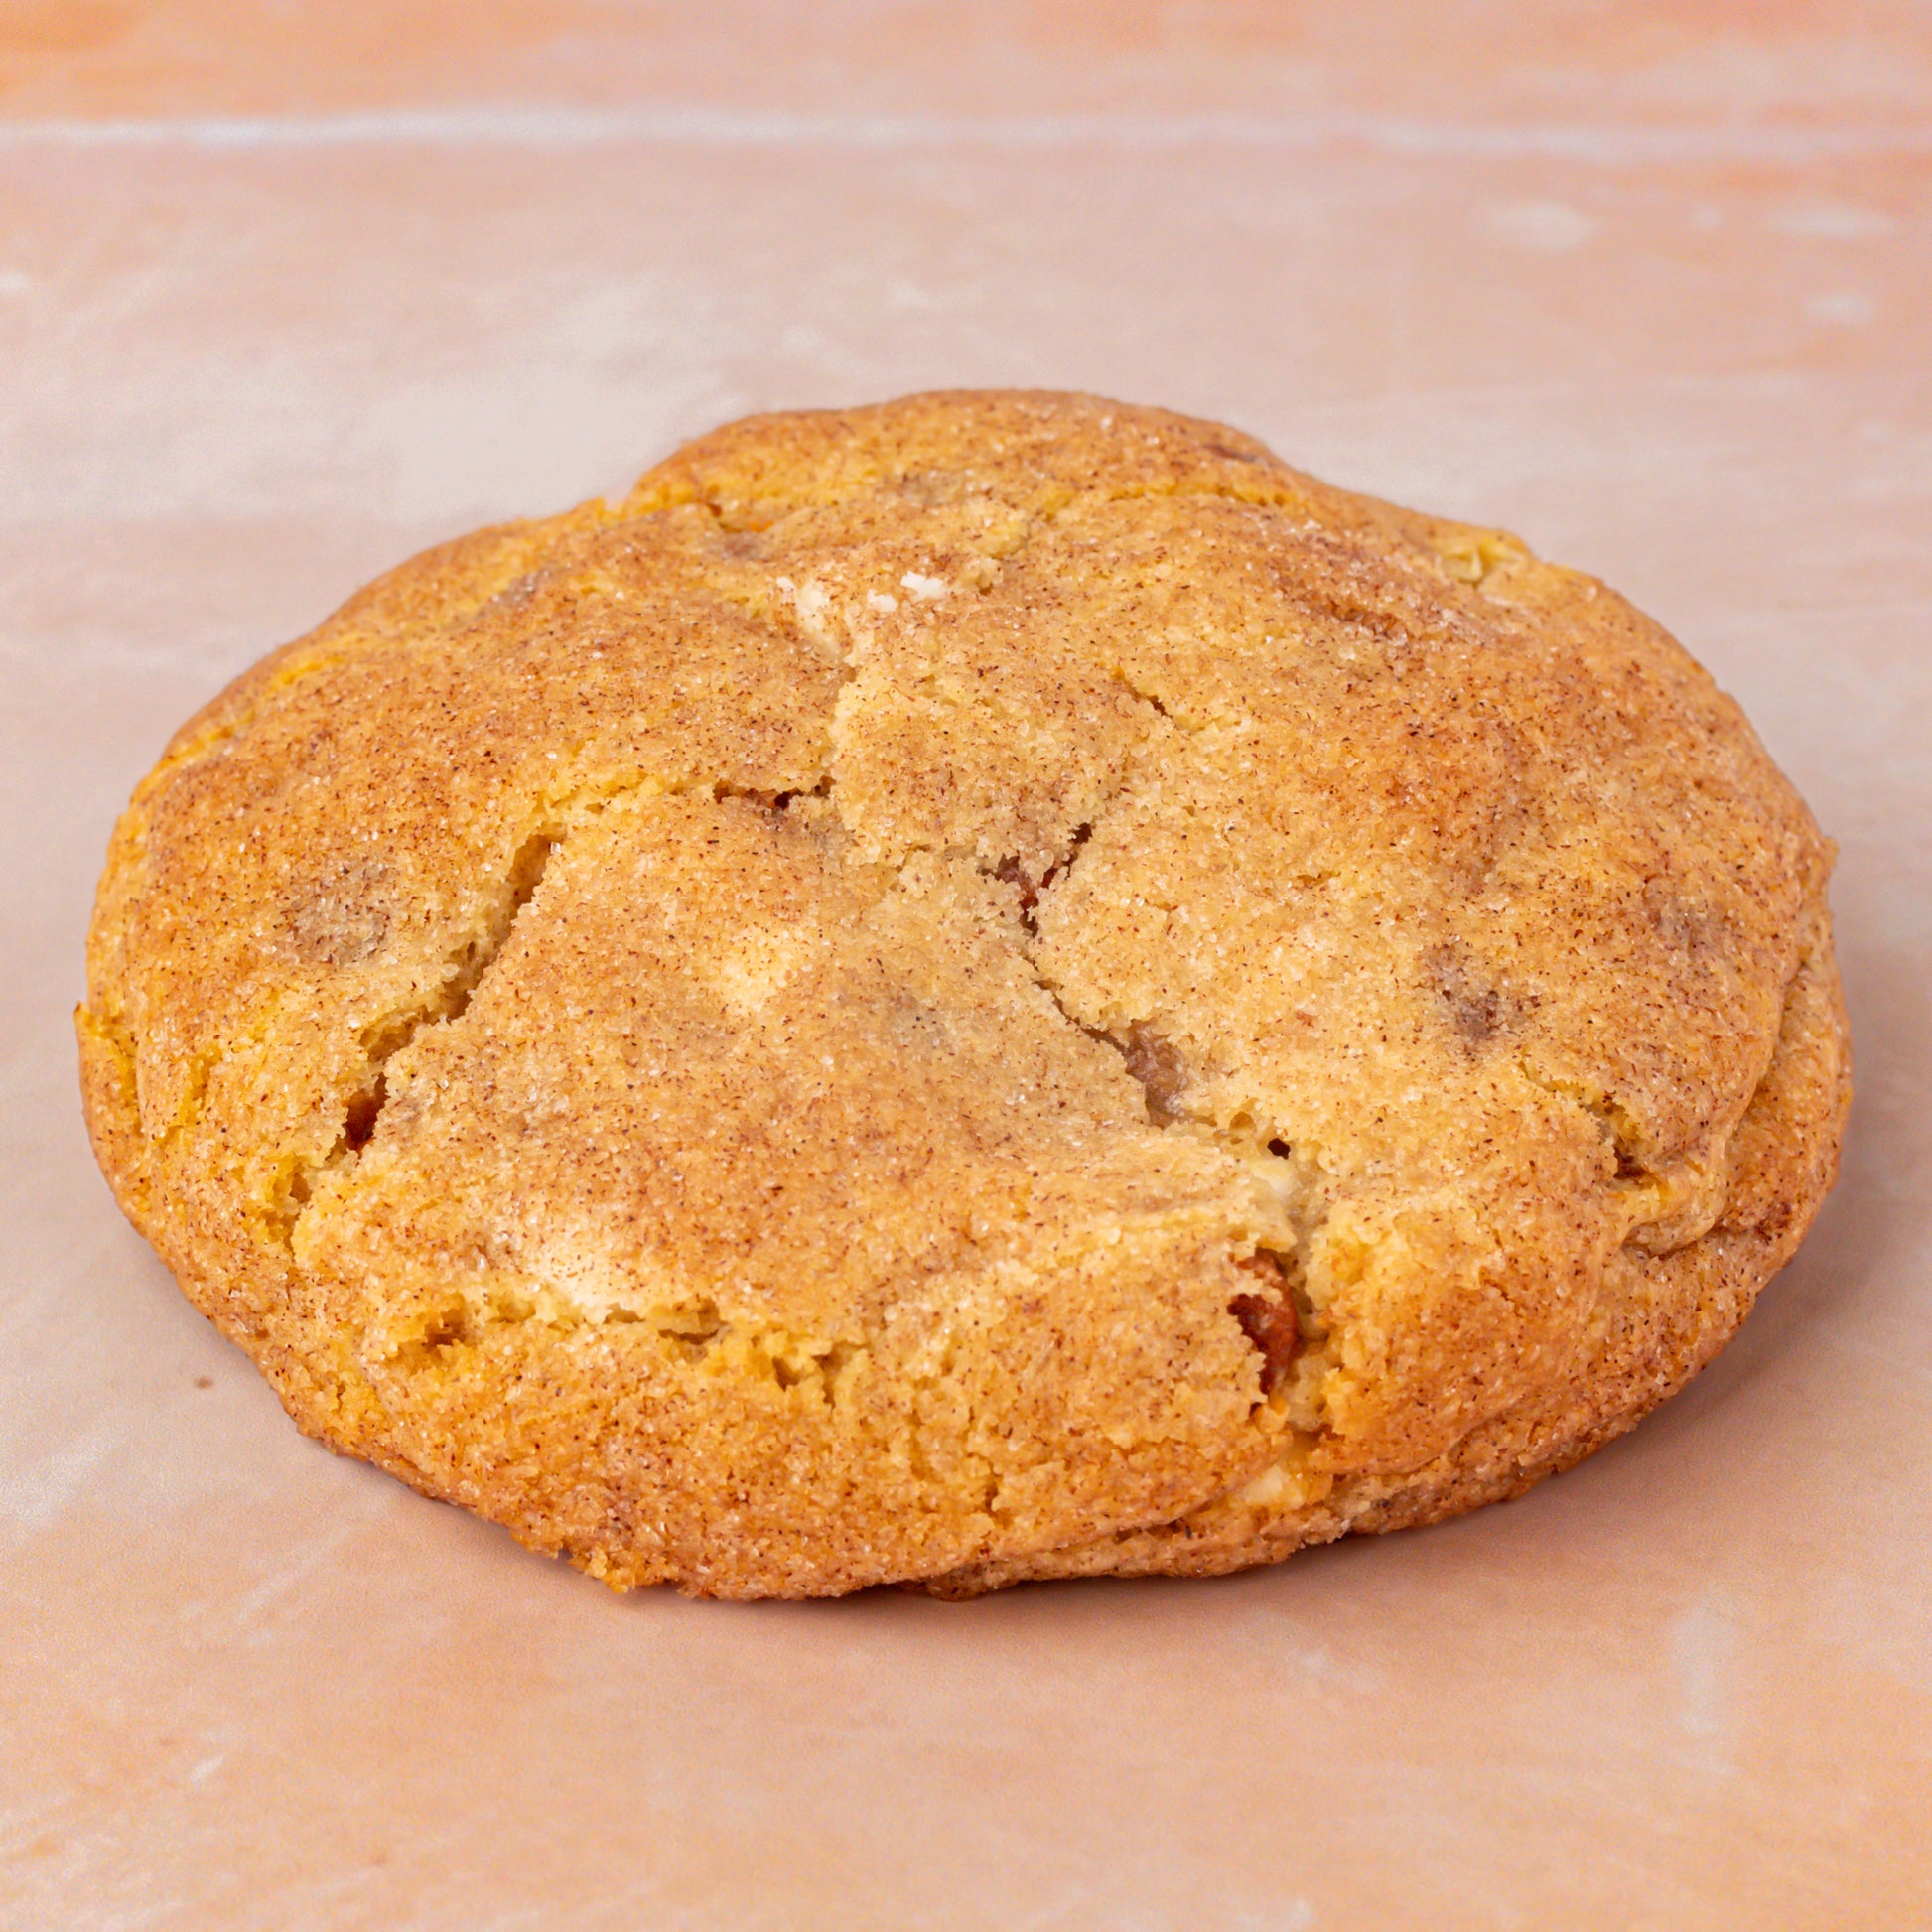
[78,391,1850,1598]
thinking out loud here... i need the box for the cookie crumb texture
[79,393,1850,1598]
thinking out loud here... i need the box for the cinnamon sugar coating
[79,392,1849,1597]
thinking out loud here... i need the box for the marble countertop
[5,6,1928,1926]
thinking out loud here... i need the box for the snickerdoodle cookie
[79,392,1849,1597]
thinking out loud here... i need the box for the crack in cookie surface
[912,911,1848,1595]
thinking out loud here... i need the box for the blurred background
[4,5,1928,1927]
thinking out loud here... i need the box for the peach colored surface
[4,6,1929,1927]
